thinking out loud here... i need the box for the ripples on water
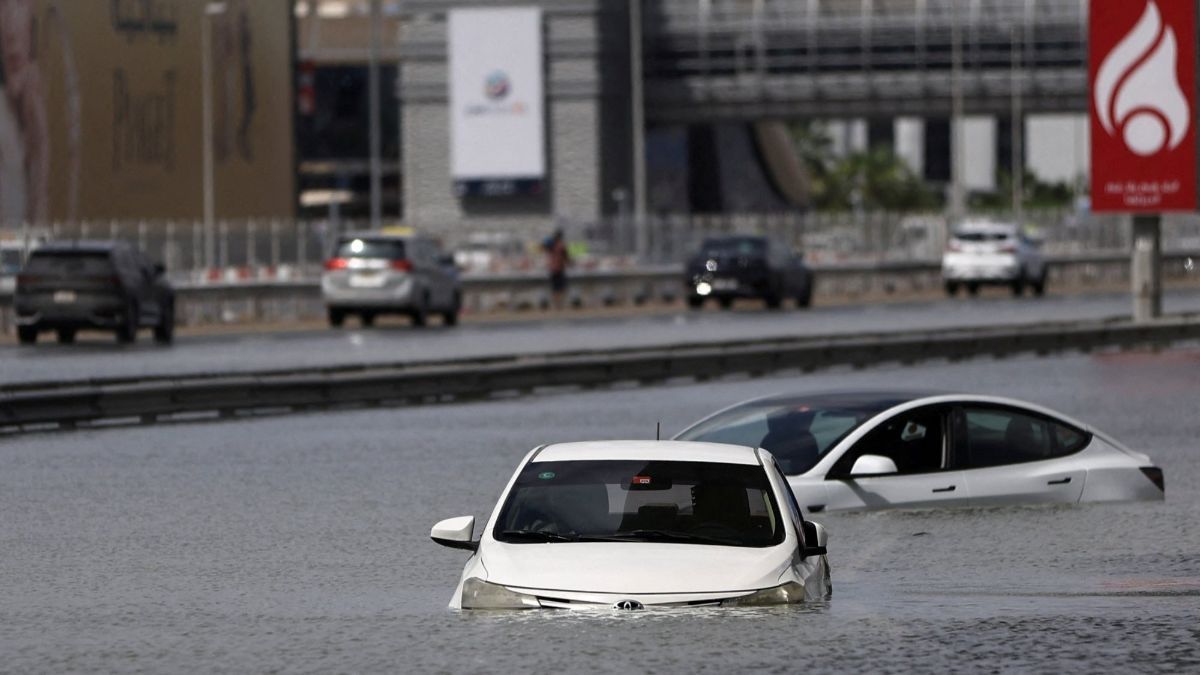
[2,350,1199,671]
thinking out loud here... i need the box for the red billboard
[1090,0,1196,212]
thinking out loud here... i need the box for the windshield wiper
[584,529,742,546]
[497,529,576,543]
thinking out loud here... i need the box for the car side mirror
[800,520,828,557]
[848,454,898,477]
[153,263,166,276]
[431,516,478,551]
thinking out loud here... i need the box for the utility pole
[202,2,228,272]
[368,0,383,229]
[630,0,648,260]
[948,0,966,225]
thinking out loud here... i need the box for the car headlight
[460,577,540,609]
[695,281,712,296]
[720,581,806,607]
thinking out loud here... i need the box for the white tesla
[430,440,832,610]
[674,391,1165,513]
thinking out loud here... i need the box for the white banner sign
[447,7,545,194]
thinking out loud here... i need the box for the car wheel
[687,295,704,310]
[360,312,376,328]
[328,308,345,328]
[17,326,38,345]
[154,301,175,345]
[56,328,77,344]
[966,282,980,297]
[410,293,429,327]
[116,302,138,344]
[1011,277,1025,297]
[718,297,733,310]
[1032,274,1047,297]
[944,281,959,297]
[796,286,813,309]
[442,292,461,327]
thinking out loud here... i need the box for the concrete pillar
[1131,215,1162,322]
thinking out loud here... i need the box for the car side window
[832,406,946,475]
[954,407,1090,468]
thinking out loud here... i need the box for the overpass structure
[385,0,1090,235]
[644,0,1087,122]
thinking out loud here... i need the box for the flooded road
[2,348,1198,672]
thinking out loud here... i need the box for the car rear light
[999,244,1017,253]
[946,241,961,252]
[15,274,37,285]
[1139,466,1165,492]
[324,258,349,271]
[391,259,412,272]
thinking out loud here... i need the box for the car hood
[480,541,793,594]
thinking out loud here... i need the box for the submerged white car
[430,440,832,609]
[674,391,1165,513]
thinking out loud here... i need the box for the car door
[952,406,1086,506]
[820,405,971,511]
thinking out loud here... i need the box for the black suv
[685,235,812,310]
[14,241,175,345]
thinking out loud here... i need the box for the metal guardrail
[3,251,1199,330]
[3,314,1199,434]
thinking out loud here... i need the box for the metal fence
[5,210,1200,281]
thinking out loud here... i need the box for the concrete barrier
[3,314,1198,433]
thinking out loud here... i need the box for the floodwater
[2,349,1199,672]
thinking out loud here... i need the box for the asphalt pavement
[4,288,1200,385]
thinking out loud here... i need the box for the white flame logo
[1094,1,1191,156]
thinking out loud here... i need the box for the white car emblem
[1093,1,1191,156]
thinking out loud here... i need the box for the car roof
[533,440,761,465]
[338,232,411,241]
[730,389,953,411]
[955,220,1018,233]
[31,240,126,254]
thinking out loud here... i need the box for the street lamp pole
[202,2,228,272]
[368,0,383,229]
[629,0,648,261]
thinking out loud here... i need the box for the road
[4,288,1200,385]
[1,347,1197,671]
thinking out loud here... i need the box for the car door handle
[1047,477,1072,485]
[932,485,956,493]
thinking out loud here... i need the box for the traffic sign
[1090,0,1196,212]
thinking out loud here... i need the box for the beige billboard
[0,0,294,224]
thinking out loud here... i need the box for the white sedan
[430,440,831,609]
[674,391,1164,513]
[942,220,1047,296]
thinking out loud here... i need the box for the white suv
[942,220,1046,297]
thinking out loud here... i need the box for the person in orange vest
[543,228,571,310]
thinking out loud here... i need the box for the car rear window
[335,238,405,260]
[24,251,114,274]
[1,248,21,274]
[954,231,1013,242]
[701,238,767,257]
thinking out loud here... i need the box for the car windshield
[700,237,766,257]
[493,460,784,548]
[675,396,906,475]
[335,238,405,259]
[24,251,114,275]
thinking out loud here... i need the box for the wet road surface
[4,288,1200,385]
[2,348,1198,671]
